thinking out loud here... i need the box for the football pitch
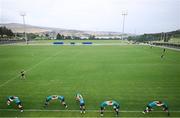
[0,44,180,117]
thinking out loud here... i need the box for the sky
[0,0,180,34]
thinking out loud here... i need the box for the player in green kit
[7,96,23,112]
[100,100,120,117]
[76,93,85,114]
[44,95,67,108]
[143,101,170,116]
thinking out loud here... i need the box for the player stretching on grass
[7,96,23,112]
[44,95,68,108]
[100,100,120,117]
[143,101,170,116]
[76,93,85,114]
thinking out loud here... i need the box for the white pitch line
[0,76,18,88]
[0,109,180,112]
[0,49,64,88]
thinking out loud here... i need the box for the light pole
[20,12,28,44]
[121,10,128,40]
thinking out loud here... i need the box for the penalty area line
[0,109,180,112]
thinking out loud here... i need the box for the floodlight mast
[121,10,128,40]
[20,13,28,44]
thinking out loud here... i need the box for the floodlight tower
[121,10,128,40]
[20,12,28,44]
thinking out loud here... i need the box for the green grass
[0,44,180,117]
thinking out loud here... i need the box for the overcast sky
[0,0,180,34]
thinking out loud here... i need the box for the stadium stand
[152,42,180,49]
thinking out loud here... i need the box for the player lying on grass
[44,95,68,108]
[76,93,85,114]
[7,96,23,112]
[100,100,120,117]
[143,101,170,116]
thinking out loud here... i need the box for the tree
[88,35,95,40]
[56,33,62,40]
[65,36,72,40]
[72,36,80,40]
[27,33,39,40]
[45,34,49,38]
[0,26,14,39]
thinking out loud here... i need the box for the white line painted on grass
[0,109,180,112]
[0,76,18,88]
[0,49,64,88]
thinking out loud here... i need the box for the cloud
[1,0,180,33]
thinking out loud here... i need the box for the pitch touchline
[0,109,180,112]
[0,49,64,88]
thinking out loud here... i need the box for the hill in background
[0,23,124,38]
